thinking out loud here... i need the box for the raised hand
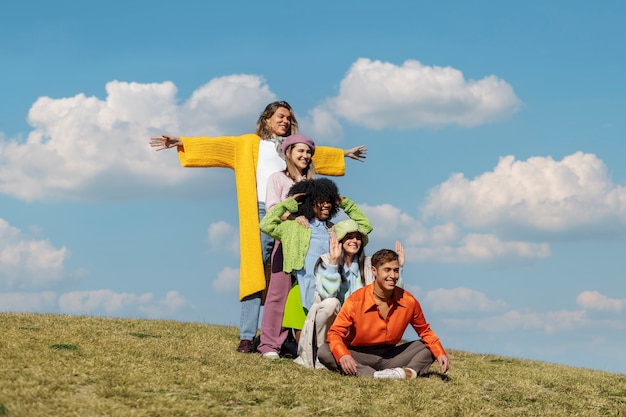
[328,232,342,265]
[343,145,367,162]
[149,135,182,151]
[395,240,405,268]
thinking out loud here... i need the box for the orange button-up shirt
[326,283,446,362]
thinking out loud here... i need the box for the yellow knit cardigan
[177,134,346,300]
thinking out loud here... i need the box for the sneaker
[314,358,327,370]
[261,351,280,360]
[373,367,417,380]
[293,356,307,367]
[236,339,253,353]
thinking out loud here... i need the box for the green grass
[1,313,624,417]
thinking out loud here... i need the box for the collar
[363,283,405,312]
[310,218,329,229]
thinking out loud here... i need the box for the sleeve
[259,197,298,240]
[326,298,355,362]
[176,135,243,168]
[265,172,285,211]
[340,197,373,235]
[316,261,342,299]
[313,146,346,177]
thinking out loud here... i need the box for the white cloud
[212,266,239,292]
[327,58,521,129]
[410,233,550,263]
[362,203,549,263]
[445,309,588,334]
[138,290,194,317]
[0,218,69,289]
[577,290,626,312]
[0,289,192,318]
[0,291,57,312]
[424,287,508,313]
[0,76,275,202]
[57,289,192,318]
[58,289,153,314]
[361,203,429,245]
[180,74,275,136]
[298,107,344,144]
[207,221,239,256]
[423,152,626,236]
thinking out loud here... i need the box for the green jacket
[259,196,373,274]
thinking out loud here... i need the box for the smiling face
[286,143,313,173]
[265,106,292,137]
[372,259,400,294]
[312,199,333,221]
[341,232,363,257]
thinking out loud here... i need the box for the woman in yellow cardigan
[150,101,367,353]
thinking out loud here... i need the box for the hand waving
[328,232,342,265]
[395,240,405,268]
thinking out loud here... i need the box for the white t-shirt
[256,139,286,203]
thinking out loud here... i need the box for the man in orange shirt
[317,248,450,379]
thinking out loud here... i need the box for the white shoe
[373,367,417,380]
[261,351,280,360]
[293,356,307,367]
[314,358,327,370]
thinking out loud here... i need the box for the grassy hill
[1,313,624,417]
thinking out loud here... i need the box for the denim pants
[239,202,274,341]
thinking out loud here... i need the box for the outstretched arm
[343,145,367,162]
[149,135,182,151]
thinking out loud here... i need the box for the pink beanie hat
[281,133,316,156]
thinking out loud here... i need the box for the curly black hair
[287,178,341,220]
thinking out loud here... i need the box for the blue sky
[1,1,625,375]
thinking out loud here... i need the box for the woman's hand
[295,215,309,229]
[291,192,307,203]
[343,145,367,162]
[149,135,182,151]
[328,233,342,265]
[395,241,405,268]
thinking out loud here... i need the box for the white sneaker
[261,351,280,360]
[373,367,417,380]
[314,358,327,370]
[293,356,307,367]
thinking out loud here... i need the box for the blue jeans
[239,202,275,340]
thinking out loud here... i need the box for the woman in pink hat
[257,133,318,359]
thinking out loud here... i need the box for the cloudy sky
[1,1,625,374]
